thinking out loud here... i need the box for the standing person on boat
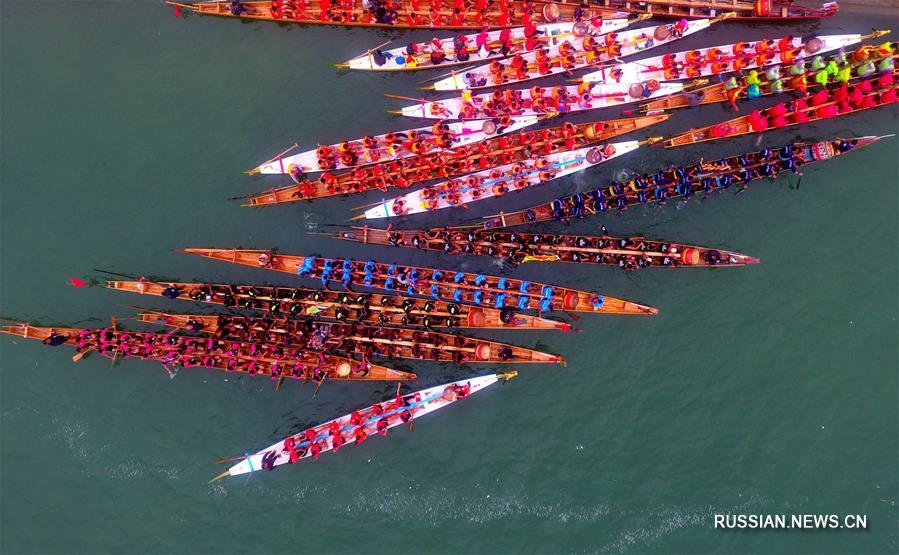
[229,0,247,15]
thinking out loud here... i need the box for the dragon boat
[250,117,537,176]
[394,80,685,120]
[331,227,759,268]
[427,16,720,91]
[479,137,890,228]
[0,323,414,382]
[169,0,838,34]
[580,32,870,84]
[641,37,895,112]
[239,115,666,205]
[107,280,573,330]
[178,248,660,314]
[139,311,565,364]
[663,71,897,147]
[359,139,648,220]
[167,0,610,29]
[341,15,632,71]
[212,372,517,480]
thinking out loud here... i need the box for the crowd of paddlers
[5,0,898,479]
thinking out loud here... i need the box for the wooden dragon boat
[107,280,573,330]
[359,139,648,220]
[479,136,890,228]
[427,16,720,91]
[641,38,895,112]
[538,0,838,21]
[331,227,760,268]
[341,15,632,71]
[393,80,685,120]
[249,116,538,176]
[178,248,660,314]
[663,71,898,147]
[139,311,565,364]
[166,0,603,30]
[0,323,414,382]
[212,372,517,480]
[239,115,666,205]
[580,32,870,84]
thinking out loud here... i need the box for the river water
[1,1,897,553]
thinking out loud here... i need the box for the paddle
[312,377,326,397]
[334,40,392,68]
[383,92,432,104]
[214,454,249,465]
[418,63,477,84]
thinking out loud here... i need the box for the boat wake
[344,486,611,525]
[599,495,771,553]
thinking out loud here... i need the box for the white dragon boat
[361,141,640,220]
[213,372,516,479]
[580,32,870,84]
[395,81,684,120]
[342,15,632,71]
[427,16,723,91]
[250,116,537,175]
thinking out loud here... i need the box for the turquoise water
[1,1,897,553]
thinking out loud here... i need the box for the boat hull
[224,374,505,477]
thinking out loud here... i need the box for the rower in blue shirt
[539,296,553,312]
[297,257,315,277]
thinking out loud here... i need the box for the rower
[331,432,345,453]
[260,450,278,471]
[42,331,69,347]
[372,49,389,67]
[162,285,181,299]
[573,0,589,21]
[399,409,413,427]
[230,0,247,15]
[353,427,367,445]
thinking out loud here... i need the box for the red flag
[173,4,181,17]
[621,109,633,116]
[70,277,87,288]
